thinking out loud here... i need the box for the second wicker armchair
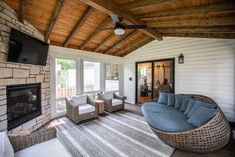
[98,91,125,113]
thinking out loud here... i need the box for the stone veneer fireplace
[7,83,41,130]
[0,1,51,132]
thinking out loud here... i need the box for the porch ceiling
[4,0,235,57]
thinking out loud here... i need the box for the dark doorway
[136,58,175,104]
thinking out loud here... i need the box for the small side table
[95,100,105,114]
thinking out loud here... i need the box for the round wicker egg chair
[148,94,231,153]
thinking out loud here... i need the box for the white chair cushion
[15,138,71,157]
[103,91,114,100]
[112,99,122,106]
[71,95,87,105]
[0,132,14,157]
[79,104,95,114]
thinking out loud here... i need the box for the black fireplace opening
[7,83,41,130]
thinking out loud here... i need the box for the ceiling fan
[98,14,147,36]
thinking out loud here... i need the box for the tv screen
[7,28,49,66]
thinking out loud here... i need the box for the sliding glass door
[153,60,174,100]
[136,59,175,104]
[55,58,76,114]
[136,62,153,104]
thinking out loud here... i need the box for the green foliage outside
[57,59,76,70]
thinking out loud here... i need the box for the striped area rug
[55,111,174,157]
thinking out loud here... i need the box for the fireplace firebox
[7,83,41,130]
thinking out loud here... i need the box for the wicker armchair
[149,94,231,153]
[66,95,98,124]
[8,128,56,152]
[98,92,125,113]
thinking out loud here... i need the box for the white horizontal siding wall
[124,37,235,122]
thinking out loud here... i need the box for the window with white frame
[105,63,119,91]
[83,61,100,92]
[55,58,76,113]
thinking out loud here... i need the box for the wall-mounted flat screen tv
[7,28,49,66]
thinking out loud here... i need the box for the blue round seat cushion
[142,102,195,132]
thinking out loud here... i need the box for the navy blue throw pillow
[188,100,217,117]
[184,99,196,117]
[158,92,168,105]
[175,94,183,109]
[187,107,217,127]
[167,93,175,107]
[179,96,190,112]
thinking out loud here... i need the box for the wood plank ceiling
[4,0,235,57]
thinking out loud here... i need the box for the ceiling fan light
[114,28,125,35]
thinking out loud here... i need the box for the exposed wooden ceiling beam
[93,33,114,52]
[63,6,94,47]
[156,26,235,34]
[115,36,148,56]
[138,2,235,21]
[45,0,64,41]
[80,0,162,40]
[105,30,138,54]
[162,33,235,39]
[19,0,25,23]
[121,0,175,10]
[120,38,154,57]
[79,17,112,49]
[147,16,235,27]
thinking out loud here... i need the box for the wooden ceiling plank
[105,30,138,54]
[80,0,162,40]
[120,38,154,57]
[94,34,114,52]
[63,6,94,47]
[19,0,24,23]
[156,26,235,34]
[138,2,235,21]
[79,17,112,49]
[45,0,64,41]
[121,0,174,10]
[115,36,148,56]
[162,33,235,39]
[147,16,235,27]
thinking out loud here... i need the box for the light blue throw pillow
[158,92,168,105]
[167,93,175,107]
[184,99,196,117]
[179,96,190,112]
[188,100,217,117]
[174,94,183,109]
[187,107,217,127]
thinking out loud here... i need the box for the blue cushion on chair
[188,100,217,117]
[187,107,217,127]
[180,96,190,112]
[158,92,168,105]
[175,94,183,109]
[184,99,196,117]
[167,93,175,107]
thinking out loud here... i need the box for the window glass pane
[84,61,100,92]
[55,59,76,112]
[105,63,119,91]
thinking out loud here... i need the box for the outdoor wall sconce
[178,53,184,64]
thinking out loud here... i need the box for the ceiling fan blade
[110,14,123,23]
[125,25,147,29]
